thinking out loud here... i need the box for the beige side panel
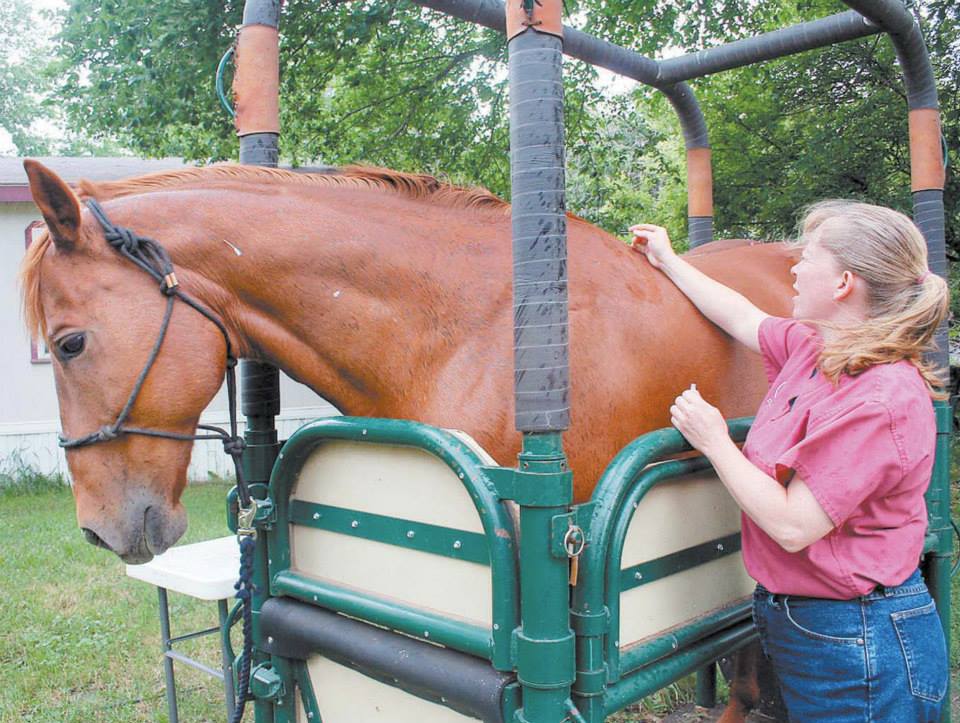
[293,527,492,626]
[292,441,484,532]
[291,440,495,626]
[618,469,755,646]
[297,655,480,722]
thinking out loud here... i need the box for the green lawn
[2,473,958,722]
[0,483,233,723]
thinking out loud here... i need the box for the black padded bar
[242,0,280,26]
[260,598,513,723]
[842,0,938,109]
[655,11,879,85]
[508,28,571,432]
[688,217,714,247]
[410,0,708,149]
[914,189,949,371]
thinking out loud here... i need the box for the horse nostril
[81,527,112,551]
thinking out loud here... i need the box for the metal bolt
[634,572,643,581]
[267,636,274,645]
[308,713,314,719]
[351,520,359,528]
[493,623,499,631]
[717,543,724,552]
[424,631,430,638]
[453,540,462,549]
[458,472,464,479]
[407,530,415,539]
[361,429,368,435]
[312,512,320,520]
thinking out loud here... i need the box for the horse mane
[21,164,509,339]
[76,164,509,212]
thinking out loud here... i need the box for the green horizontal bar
[619,601,752,674]
[604,621,757,716]
[272,570,494,661]
[290,500,491,565]
[620,532,742,591]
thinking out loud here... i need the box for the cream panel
[621,468,742,564]
[618,468,755,645]
[297,655,480,722]
[292,441,485,533]
[292,527,493,626]
[618,554,754,645]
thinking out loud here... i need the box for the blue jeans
[752,569,947,722]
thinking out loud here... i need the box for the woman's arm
[670,386,835,552]
[629,223,769,353]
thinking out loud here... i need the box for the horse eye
[56,333,86,360]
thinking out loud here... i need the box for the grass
[1,440,958,722]
[0,481,233,722]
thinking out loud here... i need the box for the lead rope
[64,201,257,716]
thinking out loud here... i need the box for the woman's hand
[628,223,677,269]
[670,385,731,458]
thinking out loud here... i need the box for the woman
[630,200,950,722]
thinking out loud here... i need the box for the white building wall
[0,202,339,482]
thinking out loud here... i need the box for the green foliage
[0,0,56,155]
[0,449,67,496]
[49,0,960,255]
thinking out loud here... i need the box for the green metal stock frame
[264,416,521,671]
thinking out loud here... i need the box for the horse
[22,159,796,721]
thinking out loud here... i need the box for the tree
[53,0,957,256]
[0,0,55,155]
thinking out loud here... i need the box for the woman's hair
[797,199,949,396]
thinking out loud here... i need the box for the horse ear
[23,160,83,253]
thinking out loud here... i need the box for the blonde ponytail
[798,200,950,397]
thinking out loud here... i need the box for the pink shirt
[740,316,935,599]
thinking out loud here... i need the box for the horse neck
[155,186,510,417]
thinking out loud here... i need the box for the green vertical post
[513,433,576,723]
[695,662,717,709]
[926,401,953,723]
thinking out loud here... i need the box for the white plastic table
[126,536,240,723]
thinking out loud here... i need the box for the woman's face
[789,230,846,321]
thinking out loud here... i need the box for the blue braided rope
[230,535,257,723]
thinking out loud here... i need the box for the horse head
[22,161,230,562]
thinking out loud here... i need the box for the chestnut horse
[22,159,794,721]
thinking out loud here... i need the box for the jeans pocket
[891,601,948,703]
[783,598,863,644]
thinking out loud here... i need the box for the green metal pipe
[603,621,757,716]
[271,570,493,661]
[695,662,717,709]
[514,432,577,723]
[618,601,752,675]
[268,416,519,670]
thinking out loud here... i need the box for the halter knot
[223,437,246,457]
[105,227,141,255]
[97,425,120,442]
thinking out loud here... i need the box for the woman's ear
[833,270,856,301]
[23,160,83,253]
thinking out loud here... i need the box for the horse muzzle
[79,500,187,564]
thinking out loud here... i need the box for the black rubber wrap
[507,29,571,432]
[842,0,939,109]
[687,217,714,248]
[259,598,513,722]
[242,0,280,27]
[913,189,949,371]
